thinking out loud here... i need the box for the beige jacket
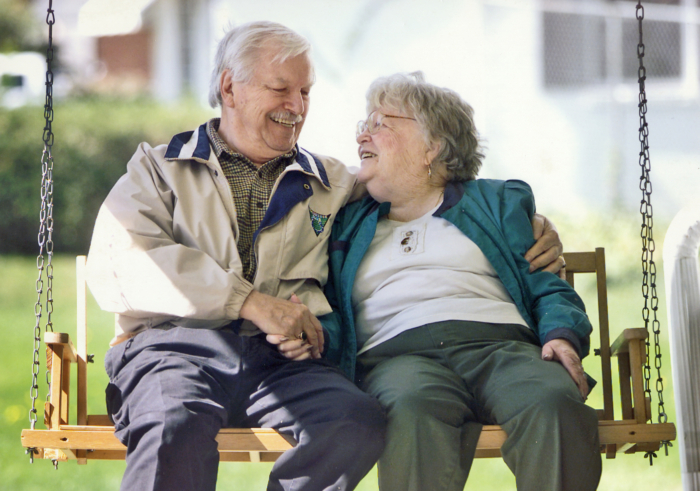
[86,123,358,345]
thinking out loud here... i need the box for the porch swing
[21,0,676,469]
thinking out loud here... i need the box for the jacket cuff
[224,280,255,319]
[322,327,331,356]
[543,328,582,357]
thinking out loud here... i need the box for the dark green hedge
[0,97,213,254]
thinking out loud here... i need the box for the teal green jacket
[320,179,592,381]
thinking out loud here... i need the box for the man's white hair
[208,21,314,108]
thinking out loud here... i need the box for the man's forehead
[269,73,315,86]
[252,54,315,86]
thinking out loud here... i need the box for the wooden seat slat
[23,420,676,460]
[22,427,296,453]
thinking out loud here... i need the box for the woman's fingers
[542,339,588,400]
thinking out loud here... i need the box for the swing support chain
[28,0,56,444]
[636,1,668,461]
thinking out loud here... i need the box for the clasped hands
[240,290,323,361]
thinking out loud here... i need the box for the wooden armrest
[610,328,648,356]
[610,328,649,423]
[44,332,78,363]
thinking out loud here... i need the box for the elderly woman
[321,72,601,491]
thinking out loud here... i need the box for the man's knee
[333,386,387,439]
[347,394,386,459]
[308,381,387,460]
[123,401,223,451]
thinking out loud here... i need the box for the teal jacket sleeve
[500,180,592,358]
[320,198,373,379]
[319,281,344,370]
[320,202,349,374]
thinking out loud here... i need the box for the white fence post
[663,199,700,491]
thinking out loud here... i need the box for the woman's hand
[541,338,588,400]
[267,333,318,361]
[526,214,566,279]
[265,294,322,360]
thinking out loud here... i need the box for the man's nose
[285,92,305,115]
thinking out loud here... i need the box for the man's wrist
[239,289,264,323]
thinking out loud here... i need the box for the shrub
[0,96,213,254]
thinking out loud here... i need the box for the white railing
[664,199,700,491]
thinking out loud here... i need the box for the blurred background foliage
[0,0,41,53]
[0,98,213,254]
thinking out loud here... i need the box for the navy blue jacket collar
[164,123,331,189]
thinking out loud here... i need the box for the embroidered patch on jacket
[309,207,331,236]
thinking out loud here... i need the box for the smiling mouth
[361,152,377,159]
[270,115,301,128]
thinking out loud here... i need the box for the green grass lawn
[1,211,684,490]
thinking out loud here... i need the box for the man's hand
[542,338,588,400]
[525,213,566,279]
[240,291,323,358]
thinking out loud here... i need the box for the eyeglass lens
[356,111,381,137]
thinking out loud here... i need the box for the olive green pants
[356,321,601,491]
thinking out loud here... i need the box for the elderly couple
[87,21,601,491]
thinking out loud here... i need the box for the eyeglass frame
[356,110,416,138]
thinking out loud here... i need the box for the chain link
[636,2,667,435]
[29,0,55,436]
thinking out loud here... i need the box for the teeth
[271,117,297,127]
[361,152,377,159]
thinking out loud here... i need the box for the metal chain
[636,2,667,435]
[28,0,55,442]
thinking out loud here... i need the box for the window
[544,12,606,87]
[622,19,681,79]
[542,1,692,89]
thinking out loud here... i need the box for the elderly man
[87,21,385,491]
[87,20,563,491]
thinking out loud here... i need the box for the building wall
[42,0,700,219]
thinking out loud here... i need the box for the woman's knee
[364,357,471,426]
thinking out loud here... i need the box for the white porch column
[664,199,700,491]
[149,0,183,101]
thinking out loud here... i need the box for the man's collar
[164,123,211,162]
[164,121,331,189]
[291,147,331,189]
[205,118,297,164]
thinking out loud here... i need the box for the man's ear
[220,70,235,108]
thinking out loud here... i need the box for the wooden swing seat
[21,249,676,464]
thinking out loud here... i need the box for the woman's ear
[425,140,441,167]
[220,70,235,108]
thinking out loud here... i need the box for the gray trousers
[356,320,601,491]
[105,326,386,491]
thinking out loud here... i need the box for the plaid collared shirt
[206,118,296,282]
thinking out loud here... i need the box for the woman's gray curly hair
[365,71,484,182]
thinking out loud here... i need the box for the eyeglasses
[356,110,416,138]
